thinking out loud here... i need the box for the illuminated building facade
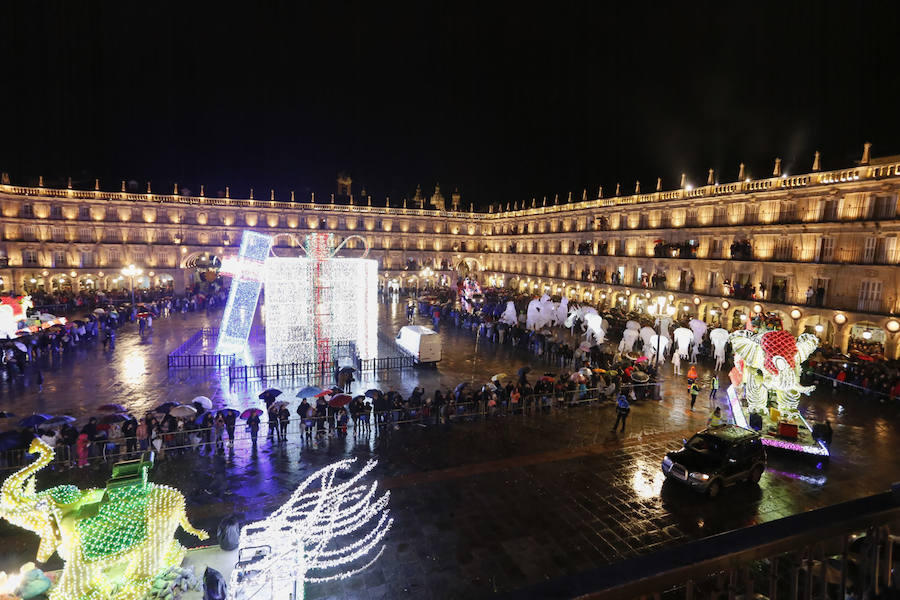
[1,145,899,356]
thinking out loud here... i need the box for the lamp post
[121,264,142,310]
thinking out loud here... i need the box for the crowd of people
[808,341,900,399]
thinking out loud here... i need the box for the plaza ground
[1,301,899,599]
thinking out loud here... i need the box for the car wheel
[706,480,721,498]
[749,464,764,483]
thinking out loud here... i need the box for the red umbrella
[328,394,352,408]
[98,403,127,413]
[315,389,332,398]
[240,408,263,419]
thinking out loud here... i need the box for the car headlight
[662,457,673,470]
[689,472,710,481]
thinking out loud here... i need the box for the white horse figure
[639,326,656,351]
[565,304,599,331]
[648,334,669,364]
[554,297,569,327]
[626,320,641,332]
[583,312,607,345]
[710,327,730,371]
[499,301,518,326]
[659,315,673,341]
[673,327,694,359]
[688,318,707,364]
[526,298,551,331]
[618,328,639,353]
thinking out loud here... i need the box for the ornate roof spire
[812,151,821,171]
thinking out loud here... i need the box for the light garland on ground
[228,458,392,600]
[216,231,274,356]
[0,439,207,600]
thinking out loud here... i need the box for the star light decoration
[228,458,392,600]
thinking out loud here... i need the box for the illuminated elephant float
[0,438,208,600]
[729,329,819,415]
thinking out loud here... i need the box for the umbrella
[578,341,591,352]
[631,371,650,383]
[624,351,642,362]
[569,372,586,383]
[0,411,16,419]
[170,405,198,418]
[578,367,593,377]
[44,415,77,426]
[100,413,129,424]
[314,389,333,398]
[517,366,531,377]
[153,401,180,414]
[338,366,356,374]
[13,342,28,352]
[259,388,283,401]
[98,403,127,413]
[240,408,263,419]
[191,396,213,410]
[296,386,323,398]
[137,312,151,318]
[93,308,106,315]
[271,400,288,410]
[540,375,556,383]
[218,408,240,419]
[491,373,507,382]
[364,389,383,399]
[18,413,52,428]
[454,382,469,395]
[328,394,352,408]
[635,356,649,363]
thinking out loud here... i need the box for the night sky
[2,2,899,208]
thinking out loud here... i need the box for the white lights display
[216,231,274,356]
[0,439,208,600]
[264,255,377,365]
[227,458,392,600]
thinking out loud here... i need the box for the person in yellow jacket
[689,381,700,410]
[707,406,725,427]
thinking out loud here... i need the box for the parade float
[0,439,208,600]
[726,315,829,458]
[216,230,377,365]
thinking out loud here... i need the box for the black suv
[661,425,766,498]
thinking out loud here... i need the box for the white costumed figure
[583,312,607,345]
[639,326,657,355]
[618,328,639,353]
[688,318,707,364]
[672,349,682,375]
[709,328,730,371]
[625,320,641,332]
[499,301,518,326]
[648,335,669,364]
[554,297,569,328]
[673,327,694,359]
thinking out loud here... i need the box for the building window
[51,227,66,242]
[104,229,120,243]
[773,237,793,261]
[863,237,877,264]
[21,226,36,241]
[79,228,93,243]
[816,237,834,263]
[53,251,67,267]
[78,205,91,219]
[50,205,63,219]
[81,251,94,268]
[874,195,897,219]
[106,249,122,265]
[21,204,33,218]
[22,250,38,265]
[858,280,883,312]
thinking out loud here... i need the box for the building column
[837,326,852,354]
[174,269,187,296]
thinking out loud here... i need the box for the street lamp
[121,264,143,309]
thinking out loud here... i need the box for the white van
[396,325,442,365]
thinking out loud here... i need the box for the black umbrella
[153,401,179,414]
[338,366,356,375]
[100,413,129,424]
[258,388,283,401]
[454,382,469,395]
[517,366,531,376]
[364,389,383,399]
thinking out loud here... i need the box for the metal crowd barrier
[0,383,659,473]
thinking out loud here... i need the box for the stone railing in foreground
[508,485,900,600]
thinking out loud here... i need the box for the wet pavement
[1,300,900,599]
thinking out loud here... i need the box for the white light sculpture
[227,458,392,600]
[216,231,274,356]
